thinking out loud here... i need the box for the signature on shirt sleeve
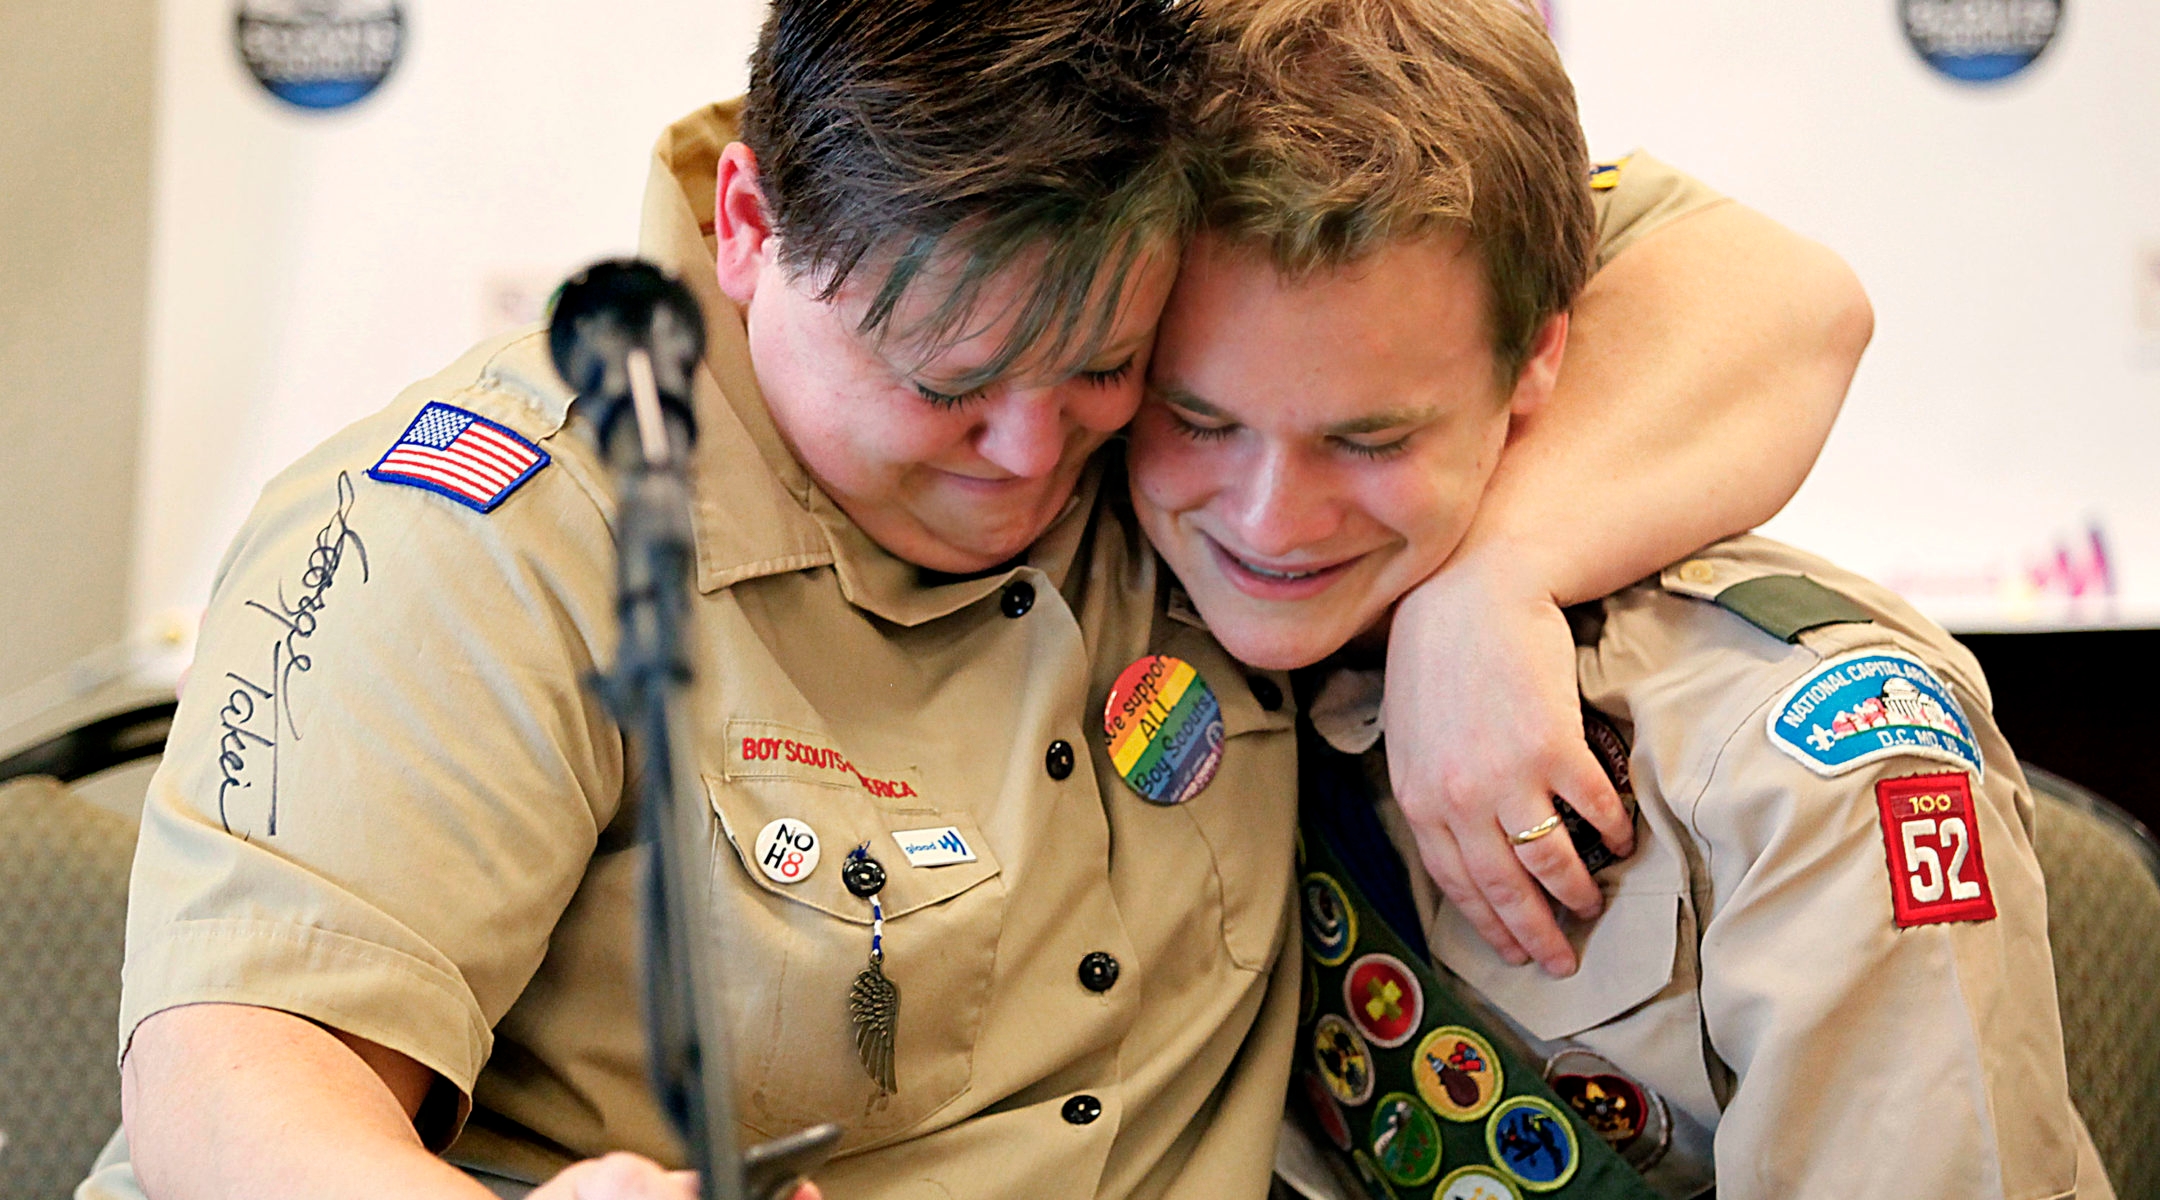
[216,471,369,837]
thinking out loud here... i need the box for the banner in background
[129,0,2160,679]
[129,0,766,678]
[1560,0,2157,632]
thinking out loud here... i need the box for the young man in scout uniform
[1128,2,2109,1197]
[91,1,1871,1197]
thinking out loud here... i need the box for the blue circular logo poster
[1900,0,2062,84]
[236,0,405,111]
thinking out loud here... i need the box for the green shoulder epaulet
[1712,575,1873,644]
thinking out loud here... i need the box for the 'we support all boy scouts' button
[1103,655,1225,805]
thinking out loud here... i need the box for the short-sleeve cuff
[119,917,493,1141]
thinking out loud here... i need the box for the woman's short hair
[741,0,1204,388]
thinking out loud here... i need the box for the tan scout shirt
[91,102,1304,1199]
[85,112,1723,1199]
[1295,536,2108,1200]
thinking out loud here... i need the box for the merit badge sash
[1295,743,1660,1200]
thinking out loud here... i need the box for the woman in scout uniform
[1132,1,2111,1197]
[99,1,1874,1198]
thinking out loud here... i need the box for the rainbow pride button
[1103,654,1226,805]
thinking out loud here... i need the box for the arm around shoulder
[1381,195,1872,974]
[1465,197,1873,607]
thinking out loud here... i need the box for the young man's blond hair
[1194,0,1593,381]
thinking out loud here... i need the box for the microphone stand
[552,263,742,1200]
[552,260,840,1200]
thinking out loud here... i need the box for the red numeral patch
[1876,772,1996,928]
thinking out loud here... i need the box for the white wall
[129,0,769,679]
[123,0,2160,673]
[1561,3,2160,630]
[0,0,157,701]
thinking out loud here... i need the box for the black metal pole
[550,263,744,1200]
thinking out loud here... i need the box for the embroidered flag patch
[367,402,549,512]
[1766,649,1983,779]
[1876,772,1996,928]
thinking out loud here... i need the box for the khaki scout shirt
[1294,536,2110,1200]
[84,113,1725,1198]
[90,103,1304,1199]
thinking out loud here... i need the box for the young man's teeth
[1241,558,1320,581]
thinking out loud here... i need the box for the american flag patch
[366,402,550,512]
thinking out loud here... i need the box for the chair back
[2029,764,2160,1200]
[0,775,138,1200]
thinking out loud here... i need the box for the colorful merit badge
[1767,649,1983,779]
[1302,873,1358,967]
[1547,1049,1663,1160]
[367,401,549,513]
[1436,1164,1524,1200]
[753,818,820,884]
[1343,953,1424,1048]
[1368,1093,1445,1187]
[1485,1096,1580,1192]
[1351,1152,1400,1200]
[1313,1014,1376,1106]
[1103,654,1225,805]
[1300,1071,1355,1151]
[1876,771,1997,928]
[1414,1027,1503,1122]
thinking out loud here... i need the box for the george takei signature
[216,471,369,837]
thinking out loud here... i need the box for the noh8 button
[753,817,820,884]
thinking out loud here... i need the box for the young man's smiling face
[1128,230,1566,669]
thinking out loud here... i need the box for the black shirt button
[1045,739,1075,780]
[1000,580,1036,618]
[1248,675,1283,712]
[842,855,887,898]
[1061,1094,1103,1125]
[1078,951,1120,992]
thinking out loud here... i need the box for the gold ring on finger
[1508,814,1564,846]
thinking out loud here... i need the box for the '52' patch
[1876,772,1996,928]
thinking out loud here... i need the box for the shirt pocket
[706,775,1005,1147]
[1429,826,1686,1041]
[1149,624,1300,972]
[1439,892,1682,1041]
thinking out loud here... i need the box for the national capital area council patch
[1766,649,1983,779]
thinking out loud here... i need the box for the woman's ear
[714,141,776,305]
[1506,312,1569,419]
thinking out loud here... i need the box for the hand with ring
[1384,554,1634,978]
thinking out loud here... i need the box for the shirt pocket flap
[707,775,1002,922]
[1431,891,1681,1042]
